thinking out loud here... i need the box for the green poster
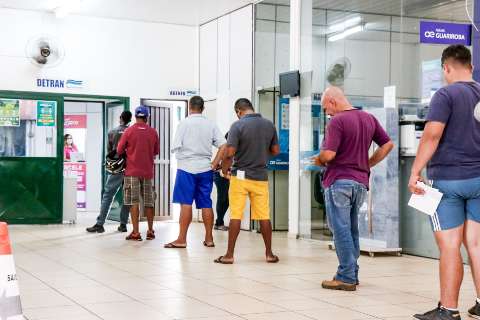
[0,99,20,127]
[37,101,56,127]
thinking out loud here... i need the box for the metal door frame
[141,99,188,220]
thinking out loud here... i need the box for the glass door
[103,101,127,222]
[0,92,63,223]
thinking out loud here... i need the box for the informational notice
[419,21,472,46]
[37,101,56,127]
[268,97,290,170]
[0,99,20,127]
[64,163,86,209]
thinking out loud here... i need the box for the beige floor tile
[196,293,286,315]
[244,311,316,320]
[9,219,478,320]
[57,286,131,304]
[298,305,375,320]
[21,289,75,309]
[23,305,97,320]
[144,296,232,318]
[351,304,417,318]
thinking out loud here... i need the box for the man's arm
[270,144,280,156]
[221,146,236,178]
[212,144,227,170]
[314,150,336,166]
[369,141,394,168]
[117,130,128,156]
[408,121,445,194]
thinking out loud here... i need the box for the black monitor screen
[279,70,300,97]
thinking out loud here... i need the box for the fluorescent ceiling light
[53,0,84,18]
[327,16,362,34]
[328,25,364,42]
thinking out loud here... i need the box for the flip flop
[125,232,142,241]
[266,255,280,263]
[164,242,187,248]
[146,230,155,240]
[203,241,215,247]
[214,256,234,264]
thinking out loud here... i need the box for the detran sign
[420,21,472,46]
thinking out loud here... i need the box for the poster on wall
[37,101,56,127]
[64,163,87,209]
[0,99,20,127]
[268,97,290,170]
[64,114,87,210]
[422,59,443,101]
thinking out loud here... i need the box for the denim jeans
[213,172,230,226]
[96,173,130,225]
[325,179,367,284]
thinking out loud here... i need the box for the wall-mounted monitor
[279,70,300,98]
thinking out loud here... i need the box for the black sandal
[214,256,234,264]
[126,232,142,241]
[266,255,280,263]
[164,242,187,248]
[203,241,215,247]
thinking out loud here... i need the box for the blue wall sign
[36,78,83,89]
[419,21,472,45]
[268,97,289,170]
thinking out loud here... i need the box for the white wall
[0,8,198,107]
[199,4,254,229]
[199,5,253,135]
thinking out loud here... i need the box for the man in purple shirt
[409,45,480,320]
[314,87,393,291]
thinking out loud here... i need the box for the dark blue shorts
[173,169,214,208]
[431,176,480,231]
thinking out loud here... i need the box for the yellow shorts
[229,176,270,220]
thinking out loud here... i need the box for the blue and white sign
[420,21,472,45]
[36,78,84,89]
[169,89,198,97]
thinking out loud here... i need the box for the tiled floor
[8,215,477,320]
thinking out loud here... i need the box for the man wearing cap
[117,106,159,241]
[86,111,132,234]
[164,96,226,248]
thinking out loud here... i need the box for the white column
[288,0,301,238]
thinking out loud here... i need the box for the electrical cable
[466,0,479,32]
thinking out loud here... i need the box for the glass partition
[0,98,57,157]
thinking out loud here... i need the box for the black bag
[105,150,126,175]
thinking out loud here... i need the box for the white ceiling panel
[0,0,255,26]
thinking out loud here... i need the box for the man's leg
[224,219,241,259]
[119,205,130,225]
[173,205,192,244]
[435,225,464,309]
[196,171,215,244]
[217,177,246,263]
[464,220,480,299]
[214,173,229,226]
[259,220,276,260]
[324,183,357,285]
[202,208,214,243]
[145,207,154,232]
[351,185,367,284]
[96,174,123,226]
[130,204,140,234]
[167,170,195,246]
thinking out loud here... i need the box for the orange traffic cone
[0,222,23,320]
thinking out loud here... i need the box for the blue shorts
[173,169,214,209]
[431,176,480,231]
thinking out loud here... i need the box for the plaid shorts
[123,176,155,208]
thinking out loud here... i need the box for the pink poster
[64,115,87,128]
[64,163,87,209]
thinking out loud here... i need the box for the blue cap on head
[135,105,149,118]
